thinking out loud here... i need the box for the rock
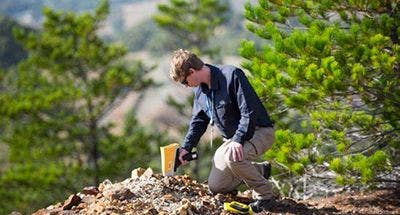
[96,193,103,199]
[237,190,252,199]
[143,207,158,215]
[131,167,147,178]
[90,202,106,213]
[30,167,400,215]
[46,203,61,210]
[32,168,230,214]
[140,167,154,179]
[111,188,136,201]
[31,209,51,215]
[214,193,226,202]
[176,201,190,215]
[98,179,112,192]
[80,195,96,205]
[162,194,174,201]
[81,186,99,196]
[163,176,171,185]
[76,202,86,210]
[32,203,64,215]
[62,194,82,210]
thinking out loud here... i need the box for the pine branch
[346,129,398,155]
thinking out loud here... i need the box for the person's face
[180,68,198,87]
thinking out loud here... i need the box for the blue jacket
[182,64,273,152]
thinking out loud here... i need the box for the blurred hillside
[0,15,29,68]
[1,0,255,134]
[0,0,253,39]
[0,0,137,27]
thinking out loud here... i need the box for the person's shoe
[249,198,276,213]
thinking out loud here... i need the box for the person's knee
[208,176,232,194]
[208,182,233,195]
[208,182,224,194]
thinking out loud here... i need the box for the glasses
[180,75,188,85]
[180,71,192,85]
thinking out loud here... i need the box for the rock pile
[32,168,238,215]
[27,167,400,215]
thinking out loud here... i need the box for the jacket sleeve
[182,95,210,152]
[231,69,257,144]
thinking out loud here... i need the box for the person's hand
[178,148,190,165]
[225,141,244,162]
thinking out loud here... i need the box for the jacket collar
[200,64,219,94]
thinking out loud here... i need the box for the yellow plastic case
[223,201,253,214]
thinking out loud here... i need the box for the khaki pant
[208,127,275,200]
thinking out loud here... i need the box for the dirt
[298,188,400,215]
[29,167,400,215]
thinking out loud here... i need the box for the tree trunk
[87,97,99,186]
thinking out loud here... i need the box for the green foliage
[0,1,168,213]
[153,0,230,61]
[241,0,399,191]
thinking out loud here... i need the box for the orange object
[160,143,180,176]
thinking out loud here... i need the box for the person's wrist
[231,136,244,145]
[230,141,242,146]
[181,145,192,152]
[180,147,189,154]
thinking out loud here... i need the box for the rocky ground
[28,167,400,215]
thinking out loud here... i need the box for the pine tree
[153,0,229,61]
[240,0,399,194]
[0,1,168,213]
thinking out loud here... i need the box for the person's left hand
[225,141,244,162]
[178,148,190,165]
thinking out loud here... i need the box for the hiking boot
[249,198,277,213]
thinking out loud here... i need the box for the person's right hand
[178,148,190,165]
[225,141,244,162]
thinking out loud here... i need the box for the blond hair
[169,49,204,82]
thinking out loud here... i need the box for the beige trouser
[208,127,275,200]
